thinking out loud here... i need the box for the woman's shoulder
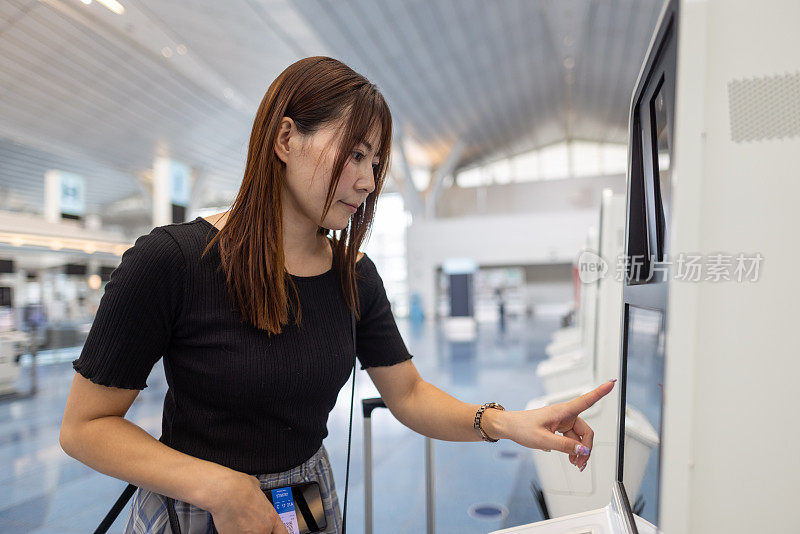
[153,217,218,260]
[107,227,186,291]
[354,252,383,291]
[355,250,375,273]
[124,224,183,263]
[114,219,217,283]
[159,216,213,242]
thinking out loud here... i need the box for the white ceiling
[0,0,664,217]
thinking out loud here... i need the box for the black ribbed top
[72,216,413,474]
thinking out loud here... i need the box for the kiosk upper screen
[651,83,671,259]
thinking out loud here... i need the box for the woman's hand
[206,471,290,534]
[501,380,616,471]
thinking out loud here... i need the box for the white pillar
[44,170,60,223]
[44,170,86,223]
[152,157,172,228]
[153,157,192,227]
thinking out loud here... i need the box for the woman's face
[276,117,380,231]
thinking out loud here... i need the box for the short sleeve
[72,227,185,389]
[355,255,414,370]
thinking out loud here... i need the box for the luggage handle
[362,397,435,534]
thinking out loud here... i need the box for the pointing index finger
[567,379,616,414]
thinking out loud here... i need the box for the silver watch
[474,402,505,442]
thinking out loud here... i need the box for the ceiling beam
[424,138,465,219]
[391,128,425,219]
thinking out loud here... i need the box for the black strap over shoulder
[341,309,357,534]
[93,483,137,534]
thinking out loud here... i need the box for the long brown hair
[202,56,392,334]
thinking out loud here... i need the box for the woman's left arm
[366,360,616,471]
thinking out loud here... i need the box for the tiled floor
[0,315,562,533]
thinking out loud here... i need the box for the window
[571,141,603,177]
[456,141,628,187]
[362,193,411,317]
[539,143,570,179]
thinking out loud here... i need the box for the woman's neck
[203,211,332,276]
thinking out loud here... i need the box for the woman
[59,57,614,534]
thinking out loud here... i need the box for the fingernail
[608,378,617,383]
[580,463,586,472]
[575,444,590,456]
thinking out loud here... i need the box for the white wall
[436,173,625,218]
[406,210,598,319]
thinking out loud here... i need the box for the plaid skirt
[123,444,342,533]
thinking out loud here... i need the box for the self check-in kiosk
[495,0,800,531]
[494,0,676,530]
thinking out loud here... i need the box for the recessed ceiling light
[161,46,173,58]
[176,44,187,55]
[96,0,124,15]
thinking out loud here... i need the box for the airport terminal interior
[1,0,799,533]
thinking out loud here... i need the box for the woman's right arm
[59,373,289,534]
